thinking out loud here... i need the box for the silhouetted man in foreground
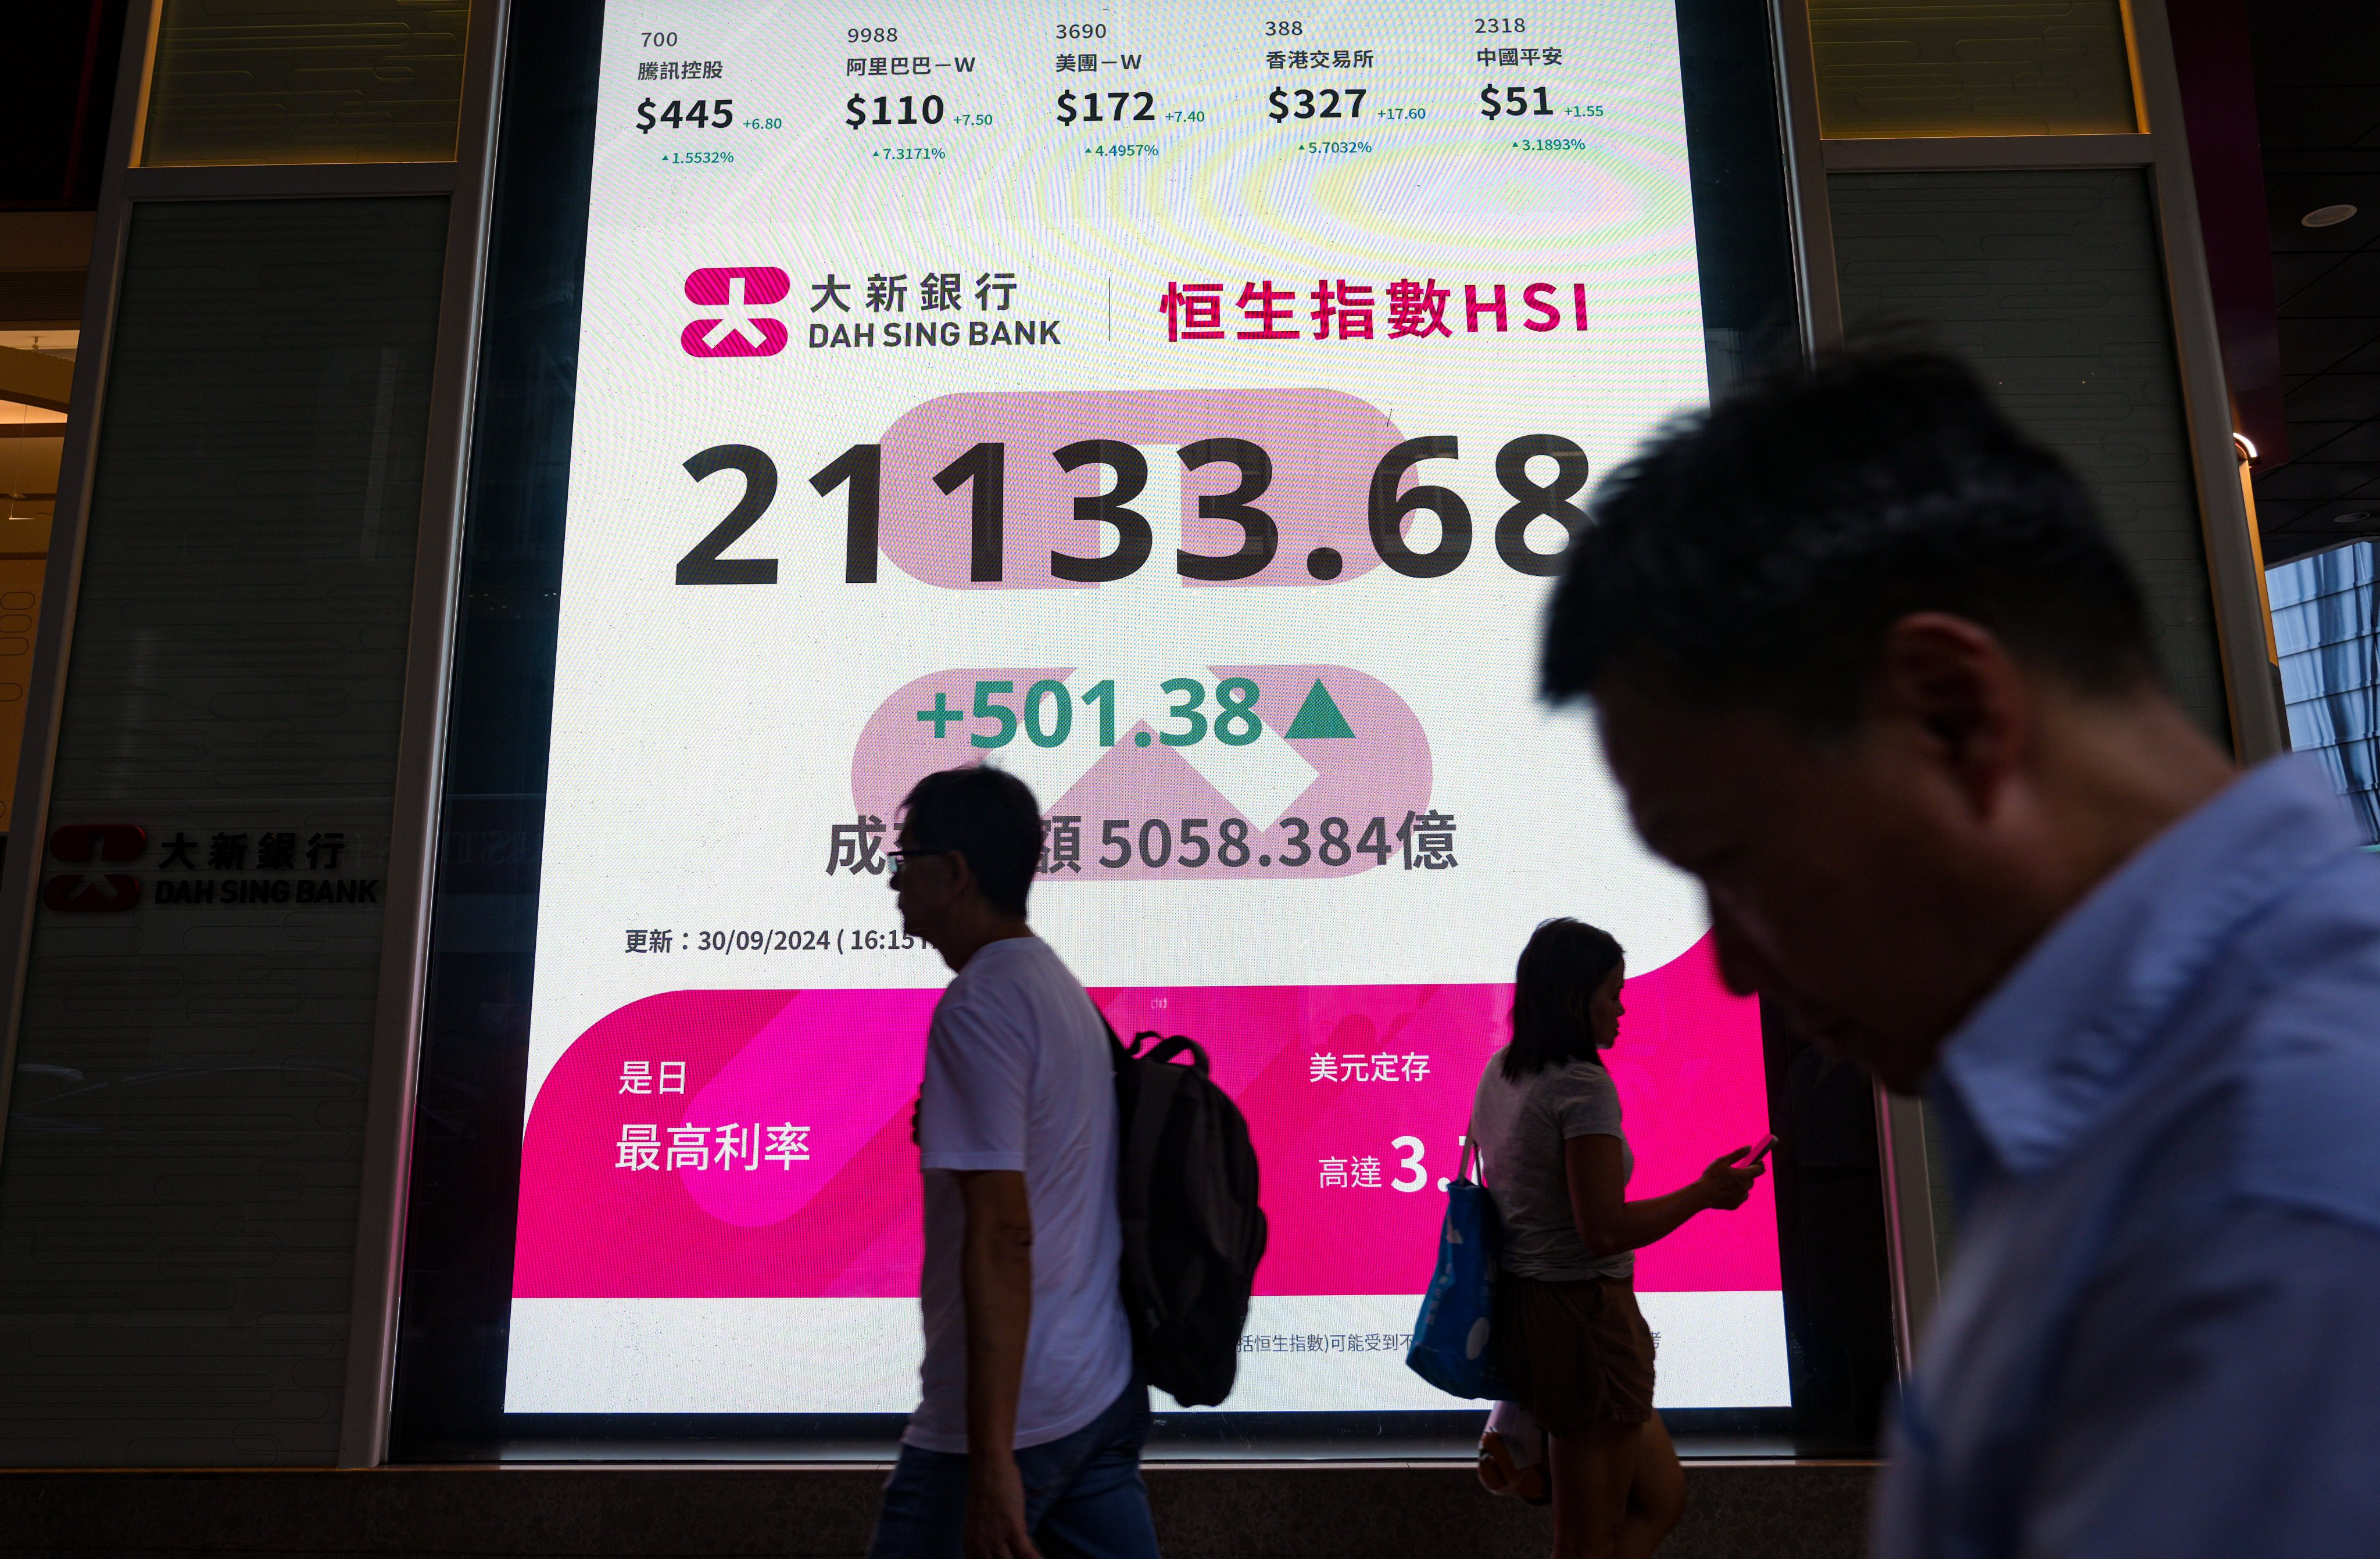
[1541,352,2380,1557]
[868,765,1154,1559]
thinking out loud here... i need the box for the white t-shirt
[908,934,1136,1452]
[1470,1049,1635,1282]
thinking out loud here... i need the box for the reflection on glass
[1808,0,2138,138]
[1831,170,2226,739]
[141,0,470,166]
[0,330,69,833]
[1,200,445,1462]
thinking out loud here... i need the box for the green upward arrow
[1283,678,1356,739]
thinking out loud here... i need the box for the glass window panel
[1809,0,2139,138]
[1831,169,2229,743]
[2266,541,2379,841]
[141,0,470,166]
[0,198,446,1464]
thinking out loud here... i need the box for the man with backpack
[867,764,1158,1559]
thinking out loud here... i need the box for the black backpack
[1107,1026,1268,1408]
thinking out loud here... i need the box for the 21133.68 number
[672,434,1591,587]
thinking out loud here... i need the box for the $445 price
[638,96,733,131]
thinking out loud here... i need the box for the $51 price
[1478,85,1552,118]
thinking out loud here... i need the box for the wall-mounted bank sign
[42,822,383,913]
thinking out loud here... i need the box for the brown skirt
[1495,1272,1657,1433]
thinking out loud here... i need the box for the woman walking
[1470,919,1765,1558]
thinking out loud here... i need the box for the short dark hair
[1504,918,1625,1081]
[1541,351,2160,729]
[899,765,1044,918]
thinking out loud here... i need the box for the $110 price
[668,435,1590,587]
[847,92,947,127]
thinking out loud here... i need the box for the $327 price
[1268,87,1366,121]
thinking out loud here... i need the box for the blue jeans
[866,1380,1158,1559]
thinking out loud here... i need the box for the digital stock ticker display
[503,0,1791,1418]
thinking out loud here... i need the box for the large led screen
[504,0,1791,1415]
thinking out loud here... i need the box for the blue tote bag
[1405,1136,1509,1400]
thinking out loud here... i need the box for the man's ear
[1872,611,2032,815]
[943,848,979,906]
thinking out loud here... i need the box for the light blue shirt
[1875,757,2380,1559]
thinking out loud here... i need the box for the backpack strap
[1134,1030,1211,1077]
[1104,1016,1193,1340]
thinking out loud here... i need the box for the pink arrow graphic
[876,388,1407,589]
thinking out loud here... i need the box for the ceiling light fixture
[2334,511,2375,525]
[2303,203,2358,228]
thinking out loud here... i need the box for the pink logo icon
[681,267,791,357]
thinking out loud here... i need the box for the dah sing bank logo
[43,823,145,912]
[682,267,790,357]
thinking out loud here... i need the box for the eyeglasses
[887,847,949,882]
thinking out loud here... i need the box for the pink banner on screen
[513,934,1778,1299]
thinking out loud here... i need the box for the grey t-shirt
[1470,1049,1634,1282]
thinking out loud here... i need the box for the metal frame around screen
[382,0,1890,1463]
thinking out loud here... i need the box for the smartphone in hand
[1744,1133,1778,1166]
